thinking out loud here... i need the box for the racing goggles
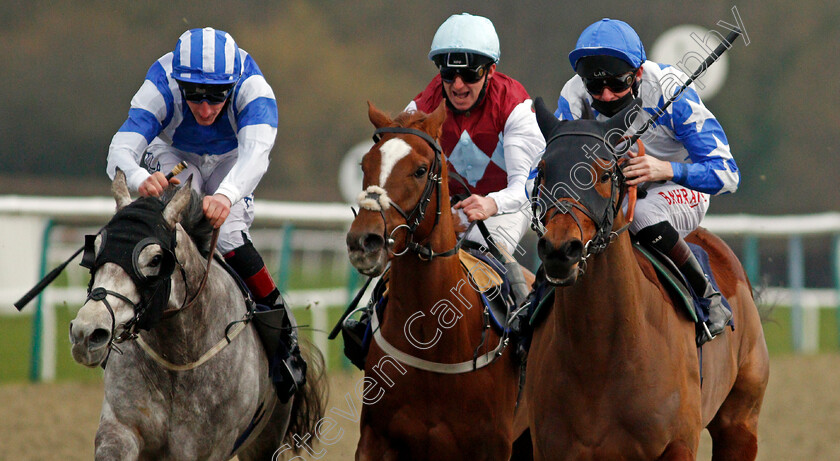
[179,82,235,104]
[582,71,636,95]
[439,65,488,84]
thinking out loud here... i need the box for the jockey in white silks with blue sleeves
[556,19,738,343]
[105,27,305,400]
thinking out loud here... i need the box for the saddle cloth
[528,242,733,331]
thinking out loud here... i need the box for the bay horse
[346,102,529,460]
[69,172,327,460]
[524,97,769,460]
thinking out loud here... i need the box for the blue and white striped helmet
[171,27,242,85]
[429,13,500,63]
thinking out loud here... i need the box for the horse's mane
[393,109,429,128]
[159,186,215,257]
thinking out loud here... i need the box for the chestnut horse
[346,102,528,460]
[524,98,769,460]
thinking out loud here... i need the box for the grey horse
[69,171,327,460]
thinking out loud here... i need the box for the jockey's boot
[342,312,370,347]
[635,221,731,346]
[679,250,731,346]
[341,310,371,370]
[503,259,531,308]
[251,297,307,403]
[225,239,307,402]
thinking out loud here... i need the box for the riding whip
[166,161,188,180]
[623,28,742,148]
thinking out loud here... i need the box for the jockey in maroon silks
[407,13,546,305]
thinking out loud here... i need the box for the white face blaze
[377,138,413,187]
[356,137,414,212]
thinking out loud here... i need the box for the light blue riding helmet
[568,19,646,71]
[429,13,500,64]
[171,27,243,85]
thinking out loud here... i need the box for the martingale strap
[369,307,509,374]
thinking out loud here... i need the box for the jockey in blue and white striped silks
[106,27,278,298]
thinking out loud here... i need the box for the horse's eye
[149,254,162,268]
[414,166,428,178]
[600,172,612,183]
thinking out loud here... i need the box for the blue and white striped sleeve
[555,95,575,121]
[669,88,740,195]
[215,53,278,205]
[107,58,174,191]
[555,77,586,121]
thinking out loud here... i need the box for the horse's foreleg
[95,421,141,461]
[356,425,401,461]
[510,428,534,461]
[657,440,694,460]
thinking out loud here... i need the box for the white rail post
[788,235,817,353]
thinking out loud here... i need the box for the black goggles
[439,65,488,84]
[179,82,234,104]
[582,71,636,95]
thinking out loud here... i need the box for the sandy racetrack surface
[2,355,838,460]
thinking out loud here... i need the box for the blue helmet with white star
[171,27,243,85]
[569,19,646,71]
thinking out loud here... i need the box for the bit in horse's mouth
[544,268,578,286]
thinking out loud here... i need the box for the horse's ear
[422,101,447,140]
[112,168,132,210]
[368,101,392,129]
[533,97,561,139]
[580,99,595,120]
[163,176,193,229]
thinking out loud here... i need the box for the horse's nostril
[538,238,583,263]
[564,240,583,260]
[89,328,111,348]
[537,237,554,260]
[363,233,385,252]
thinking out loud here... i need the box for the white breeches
[627,182,710,238]
[454,207,531,257]
[144,145,255,254]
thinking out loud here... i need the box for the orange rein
[622,138,645,224]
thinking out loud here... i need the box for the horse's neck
[144,244,238,359]
[382,215,485,356]
[555,234,651,342]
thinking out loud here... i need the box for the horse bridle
[530,132,635,273]
[82,224,218,351]
[359,126,466,260]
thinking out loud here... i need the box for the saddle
[339,247,519,370]
[216,256,306,403]
[632,240,733,329]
